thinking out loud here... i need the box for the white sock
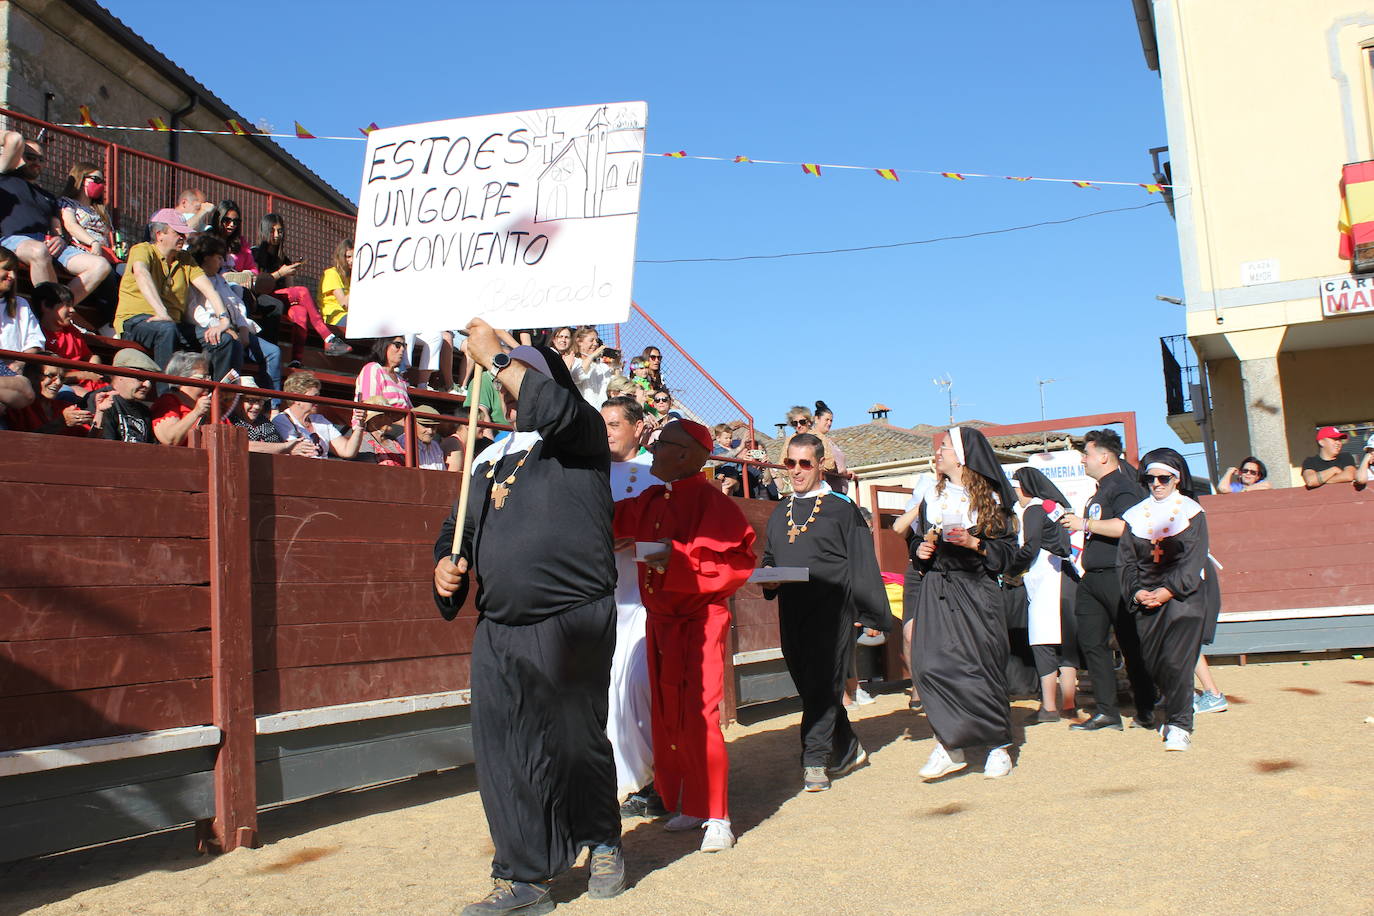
[706,818,731,832]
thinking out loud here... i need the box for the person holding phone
[251,213,349,362]
[910,427,1020,781]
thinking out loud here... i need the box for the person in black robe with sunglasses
[760,433,889,793]
[1118,448,1219,753]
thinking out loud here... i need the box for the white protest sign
[348,102,647,336]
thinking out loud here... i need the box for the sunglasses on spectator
[1239,467,1260,476]
[22,152,43,163]
[783,458,816,470]
[1143,474,1177,485]
[221,217,240,224]
[186,373,211,381]
[388,340,406,348]
[652,396,670,403]
[648,354,661,360]
[792,420,810,428]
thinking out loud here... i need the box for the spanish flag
[801,163,821,177]
[78,105,97,127]
[225,119,252,135]
[664,150,686,158]
[941,172,965,181]
[359,122,380,137]
[733,155,751,163]
[294,121,316,139]
[1139,183,1162,193]
[1071,180,1096,189]
[148,117,170,132]
[1338,159,1374,260]
[874,168,898,181]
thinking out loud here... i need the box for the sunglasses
[783,458,816,470]
[791,420,810,428]
[1239,468,1260,476]
[648,354,661,359]
[221,217,240,224]
[388,340,407,348]
[652,396,670,403]
[1143,474,1177,485]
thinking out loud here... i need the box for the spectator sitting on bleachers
[1218,456,1272,493]
[175,188,215,234]
[1301,427,1357,490]
[549,326,576,368]
[651,388,681,421]
[571,327,613,406]
[226,377,316,456]
[251,213,349,360]
[319,240,351,331]
[114,209,237,381]
[1357,436,1374,486]
[0,131,110,307]
[355,335,413,419]
[711,422,743,494]
[628,355,653,393]
[641,345,664,390]
[33,281,103,394]
[58,161,121,328]
[272,370,363,459]
[206,200,256,273]
[87,347,157,443]
[0,361,34,428]
[359,395,406,467]
[0,246,42,368]
[150,351,213,447]
[10,351,90,436]
[185,234,280,391]
[397,404,447,470]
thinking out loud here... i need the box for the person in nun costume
[433,321,624,915]
[892,472,938,711]
[1118,448,1219,753]
[1010,467,1080,724]
[911,427,1020,780]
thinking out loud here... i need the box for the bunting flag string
[50,113,1172,191]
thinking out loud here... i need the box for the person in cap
[1118,448,1220,752]
[1301,427,1356,489]
[910,426,1020,780]
[114,208,237,381]
[611,417,756,853]
[399,404,447,470]
[1010,467,1080,723]
[87,347,158,443]
[601,396,665,820]
[433,321,625,915]
[760,432,889,793]
[1060,428,1156,732]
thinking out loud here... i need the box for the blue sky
[118,0,1189,461]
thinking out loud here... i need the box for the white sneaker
[919,743,967,780]
[854,686,876,705]
[984,746,1013,779]
[699,820,734,853]
[664,813,705,831]
[1163,725,1192,751]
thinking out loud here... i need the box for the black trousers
[1135,599,1206,732]
[470,596,621,883]
[779,597,860,768]
[1074,569,1156,721]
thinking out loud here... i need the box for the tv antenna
[932,375,958,426]
[1037,378,1057,447]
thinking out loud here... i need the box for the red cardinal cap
[671,419,713,451]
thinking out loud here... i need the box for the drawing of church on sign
[535,106,644,223]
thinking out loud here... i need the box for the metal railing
[1161,334,1198,416]
[0,107,355,301]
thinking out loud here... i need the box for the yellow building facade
[1137,0,1374,486]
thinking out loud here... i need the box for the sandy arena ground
[5,657,1374,916]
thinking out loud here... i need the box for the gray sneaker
[461,879,554,915]
[802,765,831,792]
[1194,691,1229,714]
[586,843,626,899]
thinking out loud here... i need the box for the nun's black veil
[952,426,1017,507]
[1138,447,1196,498]
[1012,466,1070,508]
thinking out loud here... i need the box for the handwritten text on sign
[348,102,647,336]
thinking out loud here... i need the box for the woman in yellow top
[318,239,352,330]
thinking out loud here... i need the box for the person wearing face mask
[910,427,1021,781]
[59,163,113,256]
[760,432,889,793]
[1118,449,1219,753]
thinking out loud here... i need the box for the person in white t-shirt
[271,370,363,459]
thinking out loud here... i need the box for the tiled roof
[767,422,934,467]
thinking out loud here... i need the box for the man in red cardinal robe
[612,419,756,853]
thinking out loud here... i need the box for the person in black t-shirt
[88,348,156,443]
[1059,429,1157,731]
[1301,427,1356,489]
[0,131,110,307]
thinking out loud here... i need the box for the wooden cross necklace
[486,453,529,509]
[786,492,825,543]
[1141,497,1180,564]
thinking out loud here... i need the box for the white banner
[348,102,647,336]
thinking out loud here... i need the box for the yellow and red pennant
[941,172,965,181]
[1006,176,1032,182]
[733,155,751,163]
[224,119,252,135]
[663,150,686,158]
[801,163,822,177]
[1139,183,1162,193]
[148,117,170,132]
[875,168,899,181]
[78,105,97,127]
[1071,180,1097,189]
[294,121,317,139]
[359,122,380,137]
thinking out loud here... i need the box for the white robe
[1015,500,1067,646]
[608,450,662,798]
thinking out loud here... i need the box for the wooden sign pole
[449,365,485,563]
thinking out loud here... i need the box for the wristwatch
[489,352,511,376]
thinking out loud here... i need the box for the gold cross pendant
[492,483,510,509]
[788,525,800,544]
